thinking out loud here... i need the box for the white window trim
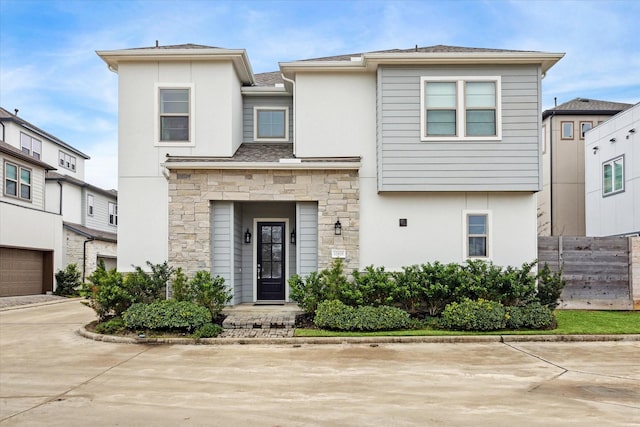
[602,155,624,197]
[87,194,94,216]
[462,210,492,260]
[3,161,32,202]
[154,83,195,147]
[420,76,502,142]
[253,106,289,142]
[58,151,76,172]
[108,202,118,226]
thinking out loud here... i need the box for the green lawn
[294,310,640,337]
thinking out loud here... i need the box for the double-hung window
[254,107,288,141]
[4,161,31,201]
[108,202,118,226]
[20,133,42,159]
[603,156,624,196]
[59,151,76,172]
[580,121,592,139]
[421,77,500,140]
[159,87,191,142]
[464,211,490,259]
[87,194,94,216]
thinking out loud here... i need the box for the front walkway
[220,303,301,338]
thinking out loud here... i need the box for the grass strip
[294,310,640,337]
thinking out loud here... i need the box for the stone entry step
[219,304,301,338]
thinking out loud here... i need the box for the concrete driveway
[0,300,639,426]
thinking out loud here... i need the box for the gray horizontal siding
[212,202,232,284]
[377,65,541,191]
[242,95,293,142]
[296,202,318,277]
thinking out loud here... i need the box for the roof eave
[542,109,628,119]
[162,160,361,170]
[96,48,255,85]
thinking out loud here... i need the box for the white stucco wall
[359,179,538,269]
[0,202,63,272]
[585,104,640,236]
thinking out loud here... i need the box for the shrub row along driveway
[1,300,639,426]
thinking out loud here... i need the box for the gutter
[162,160,361,171]
[281,73,297,156]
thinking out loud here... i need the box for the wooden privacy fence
[538,236,639,310]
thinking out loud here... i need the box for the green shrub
[352,265,396,307]
[440,298,507,331]
[54,263,82,296]
[188,271,232,319]
[170,267,190,301]
[95,317,126,334]
[536,263,566,309]
[124,261,173,304]
[123,300,211,332]
[506,303,555,330]
[192,323,223,339]
[313,300,410,331]
[80,260,132,321]
[289,259,355,313]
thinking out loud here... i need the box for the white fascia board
[162,161,361,170]
[241,86,291,96]
[96,48,255,84]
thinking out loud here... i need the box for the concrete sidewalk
[1,300,639,426]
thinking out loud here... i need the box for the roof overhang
[281,51,565,78]
[163,158,361,171]
[96,47,255,85]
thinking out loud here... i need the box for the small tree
[54,264,82,296]
[80,260,131,321]
[173,271,231,319]
[536,263,566,309]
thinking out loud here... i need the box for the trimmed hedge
[440,299,507,331]
[506,303,555,330]
[123,300,211,332]
[314,300,410,331]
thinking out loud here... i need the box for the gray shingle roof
[0,141,57,170]
[254,71,284,86]
[63,222,117,243]
[46,171,117,197]
[543,98,634,118]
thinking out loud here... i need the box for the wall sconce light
[592,146,599,154]
[629,128,636,133]
[334,220,342,235]
[290,229,296,244]
[609,137,616,143]
[244,229,252,244]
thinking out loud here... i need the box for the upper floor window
[108,202,118,226]
[20,132,42,160]
[159,88,190,142]
[561,122,574,140]
[4,161,31,201]
[421,76,501,141]
[59,151,76,172]
[603,156,624,196]
[87,194,94,216]
[580,121,592,139]
[254,107,289,141]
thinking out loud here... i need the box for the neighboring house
[0,108,117,294]
[539,98,633,236]
[0,141,62,296]
[585,102,639,236]
[97,44,563,304]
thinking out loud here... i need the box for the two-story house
[538,98,633,236]
[585,102,639,237]
[97,44,563,304]
[0,108,118,293]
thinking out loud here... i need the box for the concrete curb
[0,297,83,312]
[77,326,640,345]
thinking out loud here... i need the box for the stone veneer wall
[64,229,117,280]
[168,169,359,277]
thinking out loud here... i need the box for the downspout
[549,112,554,235]
[281,73,296,156]
[0,121,5,142]
[57,181,63,215]
[82,237,95,282]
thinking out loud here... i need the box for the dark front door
[257,222,286,300]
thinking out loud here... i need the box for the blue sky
[1,0,639,189]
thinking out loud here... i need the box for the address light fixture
[244,229,252,244]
